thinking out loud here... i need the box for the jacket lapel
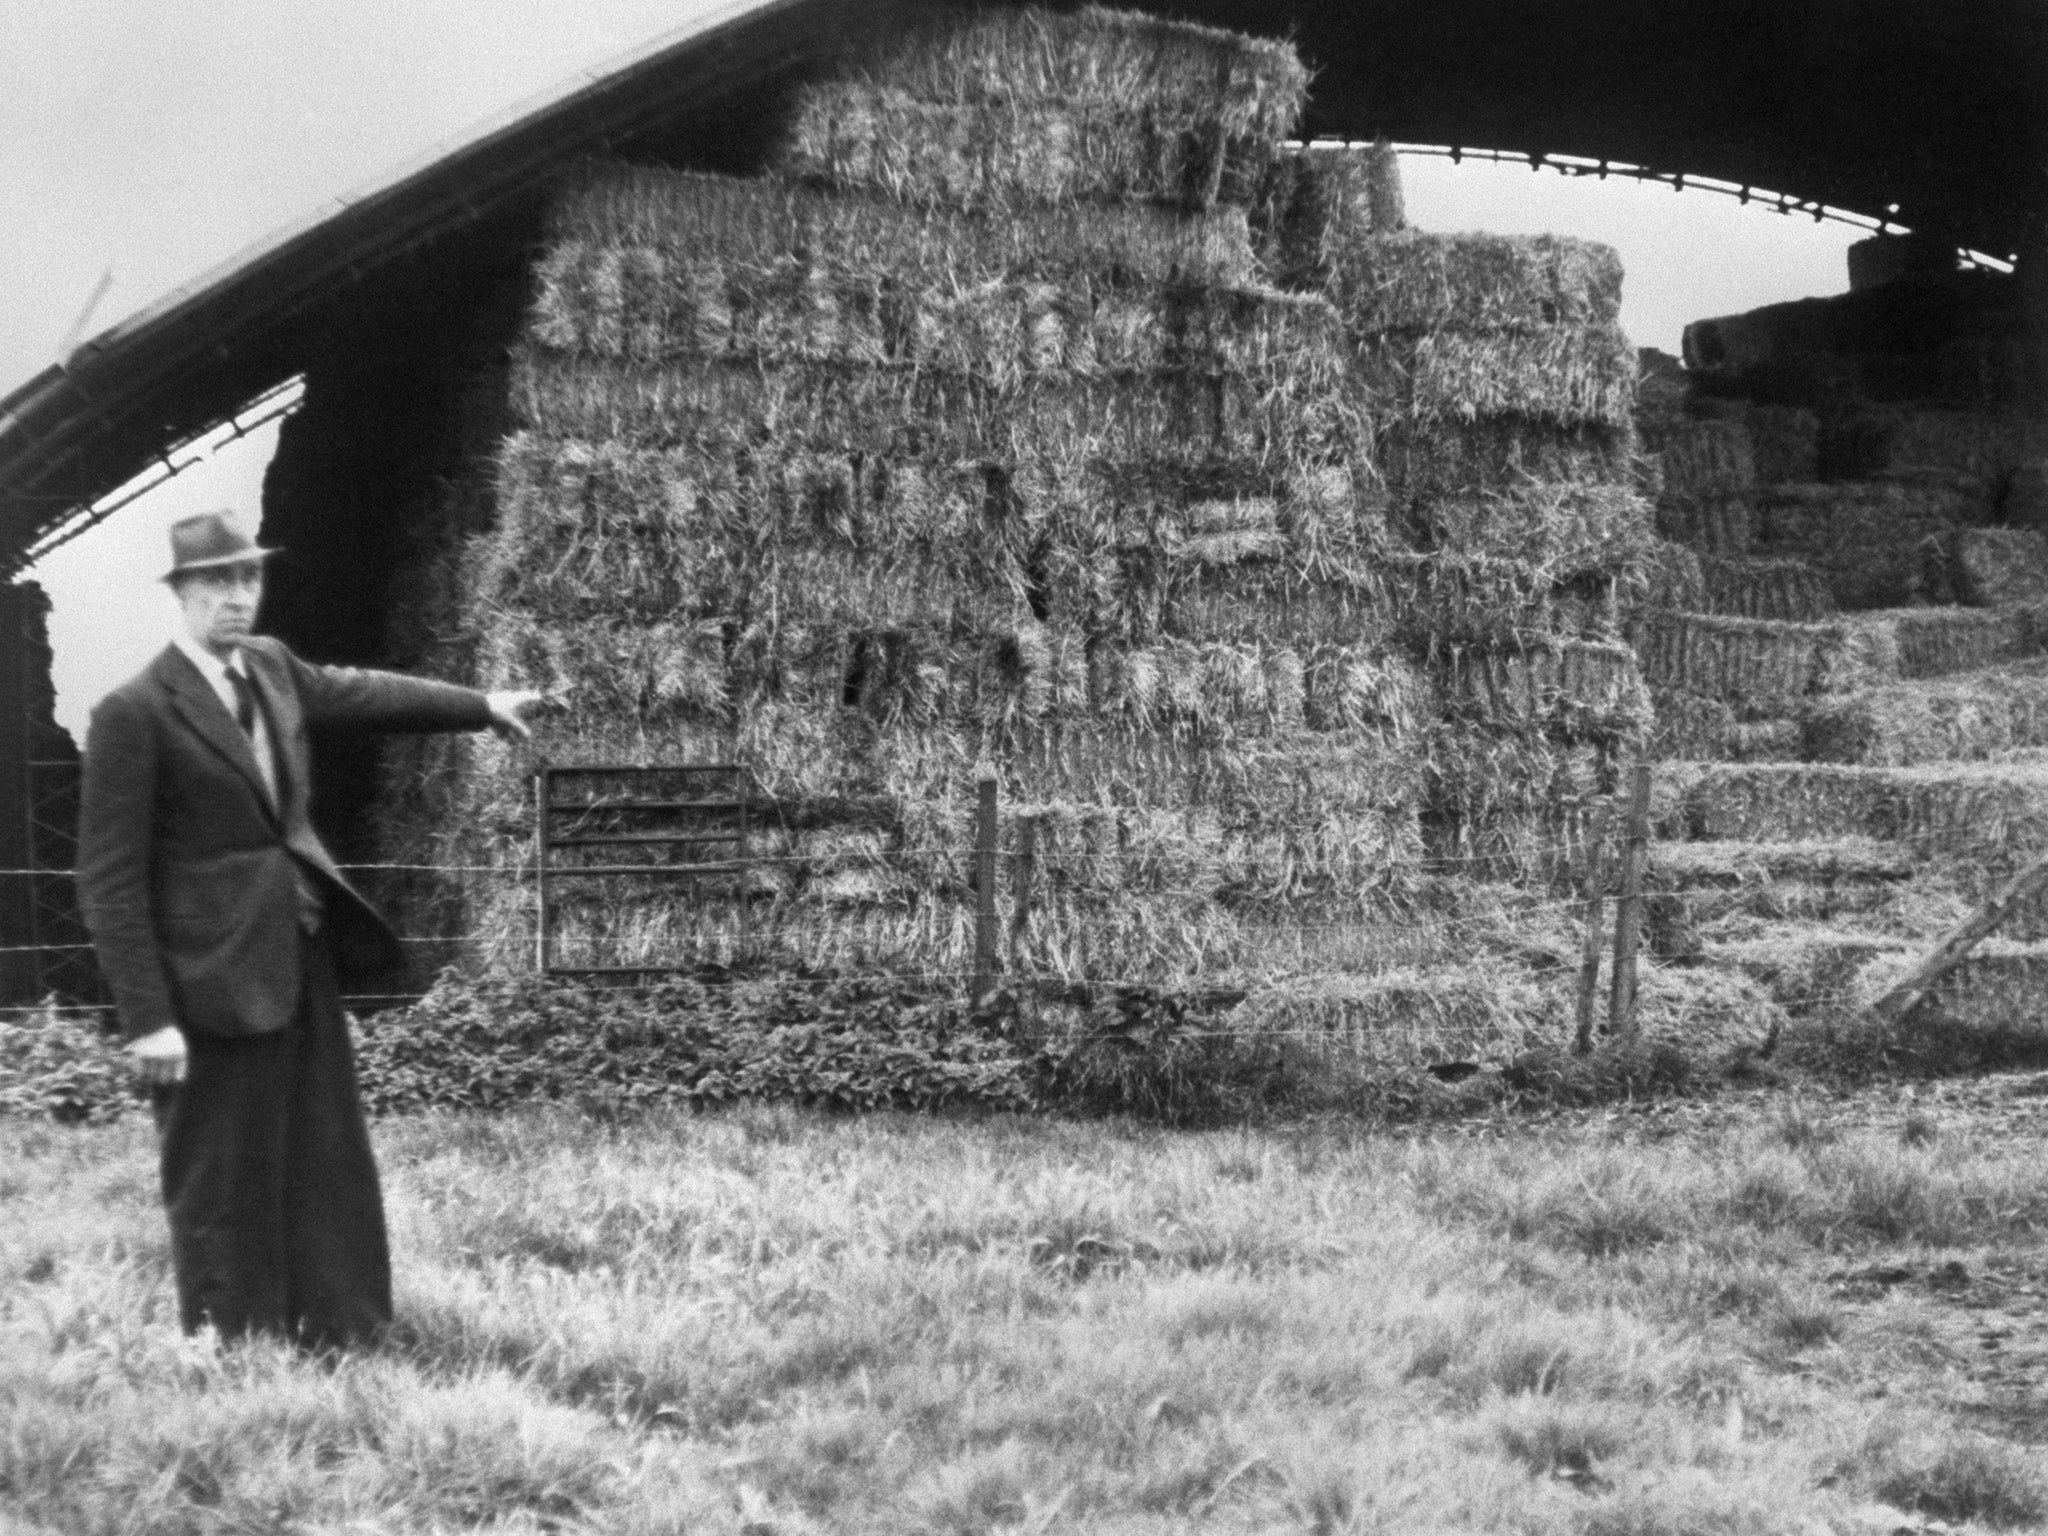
[241,644,307,823]
[154,646,280,825]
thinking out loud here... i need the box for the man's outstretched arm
[271,642,543,738]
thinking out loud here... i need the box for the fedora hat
[162,511,279,581]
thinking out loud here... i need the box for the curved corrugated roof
[4,0,2044,572]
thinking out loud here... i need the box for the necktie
[226,666,258,737]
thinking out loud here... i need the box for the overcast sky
[7,0,1863,737]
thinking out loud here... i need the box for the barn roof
[3,0,2044,574]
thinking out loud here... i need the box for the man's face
[174,562,264,657]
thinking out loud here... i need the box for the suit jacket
[77,636,494,1042]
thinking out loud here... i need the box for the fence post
[1573,800,1612,1054]
[1607,762,1653,1039]
[972,767,1000,1005]
[1008,811,1037,976]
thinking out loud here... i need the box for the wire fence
[0,757,1679,1056]
[9,759,1994,1047]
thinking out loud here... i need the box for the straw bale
[533,242,1350,382]
[1705,923,1908,1011]
[1009,884,1448,985]
[1680,762,2048,888]
[1389,551,1619,649]
[1800,665,2048,766]
[1440,638,1651,741]
[492,435,1378,606]
[510,354,1362,465]
[1644,417,1753,499]
[551,166,1258,287]
[476,612,734,722]
[1159,560,1394,648]
[1378,419,1634,505]
[1649,836,1915,891]
[1007,720,1422,814]
[990,800,1424,905]
[1042,457,1385,571]
[1743,405,1820,484]
[1636,540,1706,613]
[1297,647,1432,735]
[1357,324,1637,430]
[1631,612,1904,715]
[1422,724,1606,881]
[1926,946,2048,1035]
[819,5,1309,136]
[2007,454,2048,529]
[1412,481,1654,570]
[1334,231,1623,334]
[1950,526,2048,607]
[1237,965,1559,1065]
[1679,764,1897,845]
[1648,688,1733,761]
[1633,347,1689,428]
[1694,554,1835,621]
[1083,638,1340,735]
[1830,406,2017,495]
[1881,605,2035,677]
[778,86,1283,212]
[1727,718,1802,761]
[1755,481,1973,609]
[1251,142,1405,290]
[1653,492,1755,556]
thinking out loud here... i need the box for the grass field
[6,1083,2048,1534]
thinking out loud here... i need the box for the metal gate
[533,763,751,976]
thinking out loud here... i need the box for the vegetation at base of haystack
[10,1093,2048,1534]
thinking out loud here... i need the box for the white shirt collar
[172,633,248,697]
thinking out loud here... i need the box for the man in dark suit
[77,509,540,1348]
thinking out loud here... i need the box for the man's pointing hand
[484,690,547,742]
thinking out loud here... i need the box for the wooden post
[972,768,999,1005]
[1607,762,1653,1039]
[1008,811,1037,976]
[1869,850,2048,1023]
[0,589,33,1004]
[1574,800,1612,1054]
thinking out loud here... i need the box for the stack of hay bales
[1309,227,1654,875]
[382,7,1448,989]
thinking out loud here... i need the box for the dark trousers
[152,934,392,1349]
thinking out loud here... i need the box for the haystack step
[1634,605,2040,716]
[1701,923,1907,1010]
[1649,837,1915,886]
[1932,942,2048,1031]
[1799,660,2048,766]
[1666,759,2048,857]
[1646,839,1930,961]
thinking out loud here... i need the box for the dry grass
[8,1099,2048,1534]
